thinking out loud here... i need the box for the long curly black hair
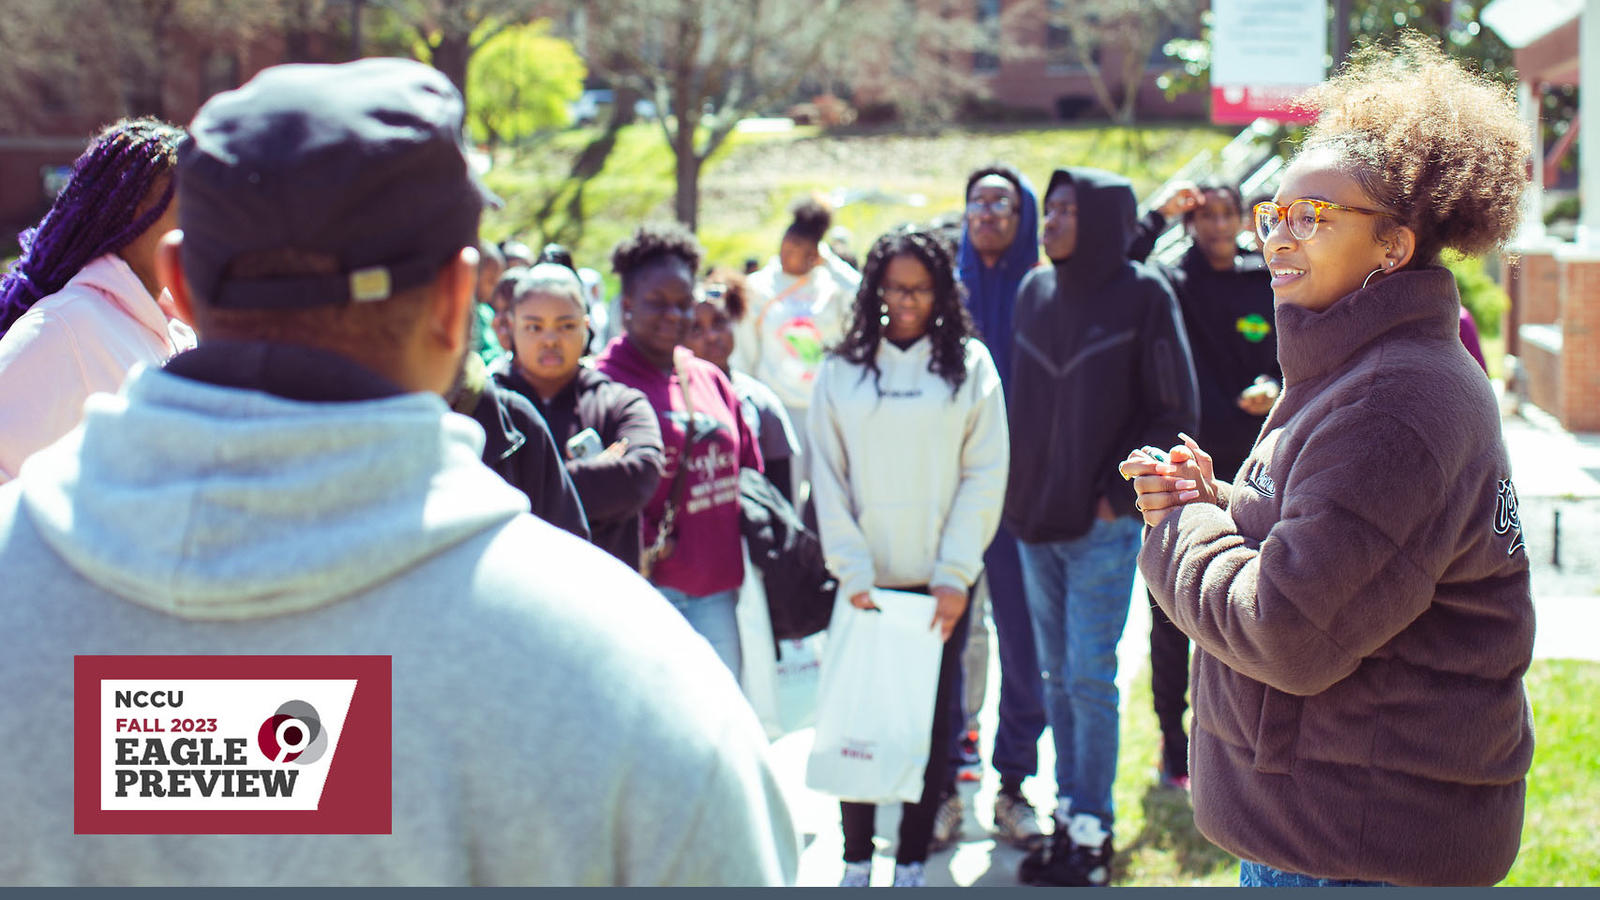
[833,225,976,398]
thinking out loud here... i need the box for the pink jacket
[0,254,194,482]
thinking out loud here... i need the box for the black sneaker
[1019,831,1114,887]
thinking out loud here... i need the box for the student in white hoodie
[736,199,860,498]
[0,59,797,887]
[0,117,195,483]
[808,226,1009,887]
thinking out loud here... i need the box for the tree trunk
[431,32,472,107]
[350,0,365,60]
[671,51,702,230]
[673,124,701,230]
[613,83,641,127]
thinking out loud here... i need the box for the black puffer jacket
[1004,168,1198,543]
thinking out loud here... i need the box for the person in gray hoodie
[0,58,798,887]
[1007,167,1198,887]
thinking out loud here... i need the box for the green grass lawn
[1109,665,1246,886]
[1504,659,1600,886]
[1108,658,1600,886]
[481,121,1236,292]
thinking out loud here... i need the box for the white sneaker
[892,861,926,887]
[839,860,871,887]
[929,793,964,850]
[993,789,1045,849]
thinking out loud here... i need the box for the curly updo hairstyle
[703,267,750,321]
[833,224,976,398]
[785,199,831,245]
[610,221,704,294]
[1297,31,1530,267]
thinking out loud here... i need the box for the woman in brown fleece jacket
[1120,36,1535,887]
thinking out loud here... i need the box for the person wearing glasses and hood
[1122,37,1534,887]
[1007,167,1198,887]
[933,163,1051,852]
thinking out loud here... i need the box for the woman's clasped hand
[1118,433,1221,528]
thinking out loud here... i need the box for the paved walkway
[779,404,1600,886]
[1501,405,1600,661]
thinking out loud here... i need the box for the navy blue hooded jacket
[958,168,1040,391]
[1004,167,1199,543]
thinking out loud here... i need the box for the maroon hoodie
[595,336,761,596]
[1139,268,1534,885]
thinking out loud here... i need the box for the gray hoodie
[0,360,799,886]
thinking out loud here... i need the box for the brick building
[837,0,1207,121]
[963,0,1207,120]
[0,21,346,246]
[1486,0,1600,433]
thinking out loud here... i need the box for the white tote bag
[804,588,944,805]
[737,541,824,740]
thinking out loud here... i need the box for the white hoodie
[807,336,1009,600]
[0,365,799,886]
[0,253,194,483]
[733,245,860,411]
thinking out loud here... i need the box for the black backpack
[738,467,837,645]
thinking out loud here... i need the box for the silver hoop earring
[1362,266,1385,289]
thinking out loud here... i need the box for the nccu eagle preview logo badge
[1244,464,1277,498]
[1493,478,1525,557]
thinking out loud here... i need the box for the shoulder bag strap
[645,357,701,562]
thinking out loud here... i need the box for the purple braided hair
[0,117,185,337]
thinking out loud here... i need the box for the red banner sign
[75,655,391,834]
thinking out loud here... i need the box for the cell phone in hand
[566,428,604,460]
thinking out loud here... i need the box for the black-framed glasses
[879,284,935,302]
[1254,198,1391,243]
[966,196,1016,217]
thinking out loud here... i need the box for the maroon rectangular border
[74,655,391,834]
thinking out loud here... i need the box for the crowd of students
[0,34,1536,889]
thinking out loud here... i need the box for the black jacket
[466,382,591,542]
[1129,210,1281,478]
[1004,168,1199,543]
[497,365,663,570]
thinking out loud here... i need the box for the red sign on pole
[1210,0,1328,125]
[1210,86,1320,125]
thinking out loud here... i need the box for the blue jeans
[978,526,1048,783]
[1240,860,1394,887]
[1017,515,1141,828]
[657,586,741,685]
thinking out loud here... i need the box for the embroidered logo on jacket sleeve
[1493,478,1525,556]
[1243,463,1277,498]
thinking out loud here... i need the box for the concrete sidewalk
[780,578,1158,888]
[779,404,1599,887]
[1500,405,1600,661]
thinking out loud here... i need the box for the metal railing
[1141,118,1286,265]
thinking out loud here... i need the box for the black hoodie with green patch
[1004,167,1199,544]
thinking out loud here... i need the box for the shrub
[1443,250,1509,339]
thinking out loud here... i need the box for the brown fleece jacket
[1139,267,1534,886]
